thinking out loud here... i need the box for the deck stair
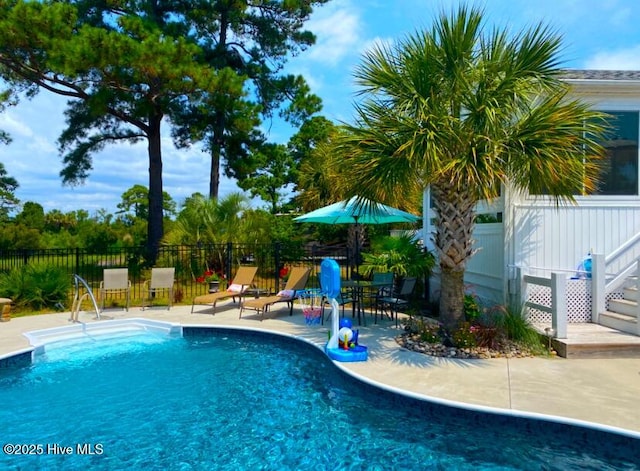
[555,277,640,358]
[557,251,640,357]
[550,322,640,358]
[600,283,639,336]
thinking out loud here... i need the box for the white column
[636,260,640,336]
[591,253,605,324]
[551,272,567,339]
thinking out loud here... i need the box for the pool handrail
[71,274,101,322]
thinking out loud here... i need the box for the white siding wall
[508,200,640,279]
[465,223,504,303]
[427,202,640,307]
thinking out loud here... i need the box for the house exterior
[424,70,640,334]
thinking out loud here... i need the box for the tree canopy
[0,162,19,221]
[0,0,329,262]
[0,0,225,261]
[293,117,346,211]
[163,192,253,246]
[237,143,294,214]
[0,89,18,221]
[117,184,177,224]
[169,0,327,199]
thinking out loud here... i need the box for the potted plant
[206,271,222,292]
[196,270,224,293]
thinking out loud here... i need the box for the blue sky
[1,0,640,216]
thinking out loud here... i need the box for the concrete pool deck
[1,303,639,436]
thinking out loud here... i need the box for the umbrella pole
[354,217,360,280]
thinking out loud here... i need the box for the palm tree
[296,128,347,212]
[164,192,252,246]
[339,6,607,329]
[164,192,260,281]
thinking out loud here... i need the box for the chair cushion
[276,289,295,298]
[227,283,244,293]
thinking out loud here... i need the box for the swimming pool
[1,325,638,470]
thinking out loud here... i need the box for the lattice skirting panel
[526,279,591,323]
[525,279,626,323]
[606,291,625,309]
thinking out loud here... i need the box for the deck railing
[515,267,567,338]
[591,230,640,328]
[592,253,640,334]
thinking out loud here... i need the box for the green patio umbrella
[293,197,420,225]
[294,197,420,275]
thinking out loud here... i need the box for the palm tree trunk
[439,267,465,328]
[431,182,477,329]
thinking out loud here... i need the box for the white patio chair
[143,267,175,310]
[100,268,131,312]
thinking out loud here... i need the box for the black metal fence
[0,243,354,305]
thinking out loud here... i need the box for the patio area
[1,302,639,436]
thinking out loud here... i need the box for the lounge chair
[143,267,175,310]
[191,266,258,314]
[100,268,131,312]
[240,266,311,320]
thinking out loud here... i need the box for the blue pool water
[0,327,638,470]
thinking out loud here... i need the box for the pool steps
[23,318,182,355]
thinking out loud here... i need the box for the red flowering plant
[279,266,290,281]
[196,270,223,283]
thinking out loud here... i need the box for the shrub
[492,305,545,353]
[361,233,436,279]
[419,324,441,343]
[464,293,482,323]
[403,303,547,356]
[0,264,72,310]
[473,325,501,349]
[404,317,441,343]
[451,322,477,348]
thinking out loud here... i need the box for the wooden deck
[538,323,640,358]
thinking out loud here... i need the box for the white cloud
[0,112,34,138]
[305,0,362,66]
[1,92,245,215]
[25,135,58,155]
[584,45,640,70]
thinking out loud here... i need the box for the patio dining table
[342,280,393,326]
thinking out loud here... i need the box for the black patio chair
[379,277,417,327]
